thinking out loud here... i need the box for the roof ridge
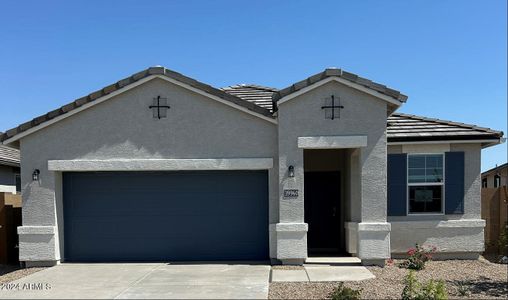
[221,84,278,91]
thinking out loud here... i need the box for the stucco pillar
[17,163,60,267]
[356,134,391,266]
[274,151,308,264]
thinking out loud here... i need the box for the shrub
[330,283,361,300]
[401,271,448,300]
[399,243,436,270]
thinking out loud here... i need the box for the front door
[304,171,341,255]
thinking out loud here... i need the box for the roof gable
[1,66,275,144]
[273,68,408,108]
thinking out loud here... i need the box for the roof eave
[387,135,504,148]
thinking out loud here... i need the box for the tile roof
[387,113,503,142]
[0,145,20,167]
[272,68,408,103]
[0,66,274,143]
[223,84,503,143]
[221,84,277,112]
[0,66,502,146]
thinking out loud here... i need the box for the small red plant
[386,258,395,266]
[399,243,437,270]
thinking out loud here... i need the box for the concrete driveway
[0,263,271,299]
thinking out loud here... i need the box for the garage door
[63,171,269,262]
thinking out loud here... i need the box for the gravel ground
[0,265,46,284]
[269,258,508,299]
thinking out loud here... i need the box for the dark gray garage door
[63,171,269,262]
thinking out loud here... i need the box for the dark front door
[63,171,269,262]
[304,171,342,255]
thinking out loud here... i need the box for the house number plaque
[283,189,299,198]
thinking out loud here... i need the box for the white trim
[297,135,368,149]
[48,158,274,171]
[274,223,308,232]
[406,153,445,216]
[0,184,16,194]
[388,139,502,147]
[390,219,485,229]
[2,74,277,144]
[357,222,391,232]
[277,77,403,106]
[18,226,56,235]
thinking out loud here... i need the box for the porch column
[356,134,391,266]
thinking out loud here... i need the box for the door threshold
[305,256,362,266]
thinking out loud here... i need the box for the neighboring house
[482,163,507,188]
[0,145,20,194]
[0,66,504,267]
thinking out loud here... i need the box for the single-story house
[1,66,504,267]
[0,145,20,194]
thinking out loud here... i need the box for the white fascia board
[298,135,368,149]
[48,158,274,172]
[3,75,277,145]
[388,138,503,149]
[277,77,403,107]
[154,75,277,125]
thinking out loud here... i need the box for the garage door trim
[49,158,273,171]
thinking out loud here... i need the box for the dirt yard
[269,258,508,299]
[0,264,45,284]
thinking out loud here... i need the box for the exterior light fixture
[32,169,40,181]
[288,165,295,178]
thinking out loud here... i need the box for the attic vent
[149,96,170,119]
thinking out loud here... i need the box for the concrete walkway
[271,257,375,282]
[0,263,271,299]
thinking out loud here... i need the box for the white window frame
[407,153,445,215]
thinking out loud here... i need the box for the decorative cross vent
[321,95,344,120]
[149,95,170,119]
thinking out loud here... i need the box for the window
[408,154,444,214]
[15,174,21,193]
[494,175,501,188]
[482,178,488,188]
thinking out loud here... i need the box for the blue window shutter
[387,153,407,216]
[445,151,465,214]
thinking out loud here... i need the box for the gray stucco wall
[19,78,278,262]
[388,142,485,254]
[277,80,388,224]
[276,80,390,263]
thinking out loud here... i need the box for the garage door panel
[63,171,269,261]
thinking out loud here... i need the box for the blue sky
[0,0,506,171]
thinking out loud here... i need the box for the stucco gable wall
[277,80,388,223]
[19,78,279,261]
